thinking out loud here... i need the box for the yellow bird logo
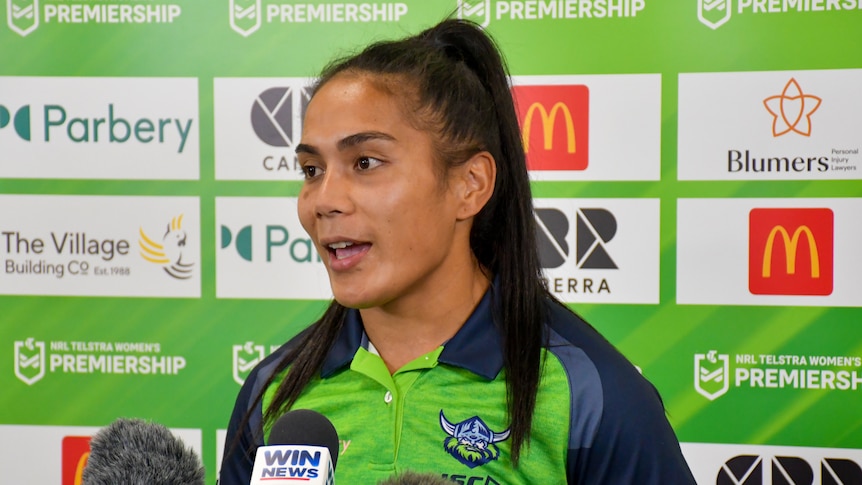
[139,214,194,280]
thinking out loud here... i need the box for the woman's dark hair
[258,18,548,464]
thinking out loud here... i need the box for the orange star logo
[763,78,822,137]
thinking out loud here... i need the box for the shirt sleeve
[566,359,696,485]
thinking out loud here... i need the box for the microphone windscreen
[82,417,204,485]
[378,471,453,485]
[269,409,340,469]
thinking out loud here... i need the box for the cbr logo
[14,338,45,385]
[717,454,862,484]
[694,350,729,401]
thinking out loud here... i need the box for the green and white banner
[2,1,860,483]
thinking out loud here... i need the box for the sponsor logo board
[534,198,659,303]
[457,0,646,26]
[513,75,660,181]
[678,69,862,180]
[216,197,331,298]
[0,195,200,297]
[0,77,198,180]
[0,425,201,484]
[229,0,408,36]
[676,198,859,306]
[214,78,313,181]
[681,442,862,484]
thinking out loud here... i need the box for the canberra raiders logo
[439,410,510,468]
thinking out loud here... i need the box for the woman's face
[296,73,473,310]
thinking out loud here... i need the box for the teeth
[328,241,354,250]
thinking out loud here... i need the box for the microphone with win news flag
[250,409,339,485]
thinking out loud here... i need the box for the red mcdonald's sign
[512,84,589,171]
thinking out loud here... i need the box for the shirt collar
[320,283,504,380]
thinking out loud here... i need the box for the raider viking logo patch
[439,410,510,468]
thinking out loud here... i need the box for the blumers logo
[763,78,822,137]
[748,208,833,296]
[61,436,91,485]
[230,0,260,36]
[440,411,510,469]
[0,104,31,140]
[694,350,730,401]
[7,0,39,36]
[698,0,730,29]
[677,70,862,181]
[229,1,408,36]
[692,350,862,401]
[14,338,45,385]
[535,208,617,269]
[512,84,589,171]
[139,214,195,280]
[457,0,645,24]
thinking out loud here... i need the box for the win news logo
[512,84,589,171]
[535,208,617,269]
[748,208,833,296]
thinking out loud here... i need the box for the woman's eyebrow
[336,131,396,151]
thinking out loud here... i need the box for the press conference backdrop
[1,1,861,483]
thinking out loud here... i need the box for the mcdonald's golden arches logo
[61,436,91,485]
[512,84,589,171]
[749,208,833,296]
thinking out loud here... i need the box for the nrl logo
[7,0,39,37]
[232,341,265,385]
[457,0,491,28]
[698,0,731,30]
[229,0,261,37]
[14,338,45,385]
[694,350,730,400]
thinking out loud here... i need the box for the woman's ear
[455,151,497,221]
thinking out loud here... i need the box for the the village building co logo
[7,0,39,36]
[139,214,195,280]
[763,78,822,138]
[694,350,729,401]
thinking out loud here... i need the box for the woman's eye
[356,156,382,171]
[301,164,321,179]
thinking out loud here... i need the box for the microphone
[250,409,339,485]
[82,417,205,485]
[378,471,453,484]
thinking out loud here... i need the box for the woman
[221,18,695,484]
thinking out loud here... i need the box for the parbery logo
[7,0,39,36]
[0,104,31,140]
